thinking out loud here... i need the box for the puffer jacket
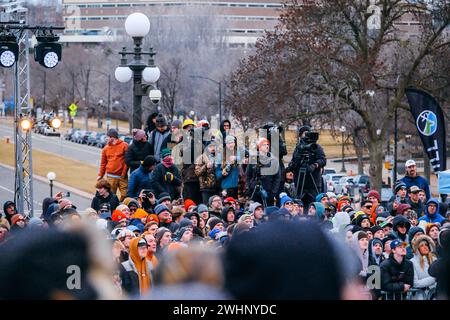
[195,152,218,190]
[418,198,445,224]
[125,139,152,174]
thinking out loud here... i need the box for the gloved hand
[307,163,317,173]
[165,172,174,182]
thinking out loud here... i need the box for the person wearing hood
[125,129,153,174]
[350,231,374,280]
[221,206,236,228]
[219,119,231,147]
[97,128,129,201]
[406,226,425,260]
[249,202,265,226]
[148,114,170,163]
[411,234,437,298]
[418,198,445,224]
[119,237,151,296]
[368,238,385,266]
[143,233,159,271]
[390,215,411,243]
[2,201,17,225]
[307,202,325,221]
[195,141,220,204]
[144,112,159,139]
[354,213,372,229]
[245,138,281,206]
[380,239,414,299]
[91,179,120,213]
[127,155,157,198]
[151,148,182,200]
[331,211,351,234]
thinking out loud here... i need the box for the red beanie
[367,190,381,202]
[257,138,270,150]
[112,210,127,222]
[184,199,196,212]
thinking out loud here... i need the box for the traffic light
[34,35,61,69]
[0,34,19,68]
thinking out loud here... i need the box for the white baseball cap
[405,159,416,167]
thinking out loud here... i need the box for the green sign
[70,110,77,117]
[69,103,78,112]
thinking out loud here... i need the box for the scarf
[129,237,150,295]
[162,156,174,168]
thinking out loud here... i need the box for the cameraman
[261,122,287,194]
[246,138,281,206]
[286,125,326,209]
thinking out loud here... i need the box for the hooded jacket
[351,231,375,278]
[120,237,151,296]
[90,191,120,212]
[221,206,236,227]
[390,215,411,242]
[144,113,159,138]
[125,139,152,174]
[368,238,385,266]
[2,201,17,224]
[410,234,437,289]
[418,198,445,224]
[309,202,325,221]
[380,253,414,293]
[127,165,154,198]
[148,128,170,162]
[98,139,129,178]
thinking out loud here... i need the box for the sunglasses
[397,224,407,228]
[364,206,372,209]
[285,202,294,206]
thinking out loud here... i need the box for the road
[0,123,101,166]
[0,165,92,217]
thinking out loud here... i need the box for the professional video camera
[293,131,320,166]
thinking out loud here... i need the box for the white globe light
[115,66,132,83]
[125,13,150,38]
[47,171,56,181]
[142,66,160,83]
[0,50,16,68]
[43,51,59,68]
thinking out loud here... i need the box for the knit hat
[132,208,148,220]
[396,203,411,215]
[171,119,182,129]
[143,156,157,168]
[280,195,293,207]
[249,202,263,214]
[208,195,221,207]
[238,213,253,224]
[127,199,139,209]
[207,217,223,231]
[357,231,368,240]
[107,128,119,139]
[326,192,337,199]
[394,181,407,194]
[112,210,127,222]
[122,198,136,207]
[233,221,251,237]
[257,138,270,150]
[28,217,43,228]
[155,204,171,216]
[179,218,193,229]
[155,227,171,242]
[147,214,159,224]
[160,148,172,159]
[315,193,327,202]
[132,129,146,141]
[370,225,383,235]
[157,193,171,204]
[176,227,190,240]
[11,214,25,226]
[367,190,381,202]
[184,199,196,212]
[155,114,167,127]
[197,204,209,214]
[408,226,424,242]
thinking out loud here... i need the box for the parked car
[352,174,371,203]
[34,123,47,135]
[86,132,99,146]
[334,176,355,195]
[65,128,79,141]
[323,167,337,175]
[381,183,394,206]
[324,173,346,192]
[96,134,107,148]
[78,131,92,144]
[70,130,83,143]
[119,135,133,145]
[43,125,60,137]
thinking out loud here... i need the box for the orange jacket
[98,140,129,178]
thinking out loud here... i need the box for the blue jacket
[127,166,153,198]
[215,152,243,190]
[400,175,431,200]
[418,198,445,224]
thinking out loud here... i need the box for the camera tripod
[250,183,268,207]
[295,166,320,201]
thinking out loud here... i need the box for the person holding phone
[127,156,157,199]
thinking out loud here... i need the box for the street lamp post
[190,75,223,125]
[340,126,346,173]
[115,13,161,130]
[47,171,56,197]
[114,100,119,130]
